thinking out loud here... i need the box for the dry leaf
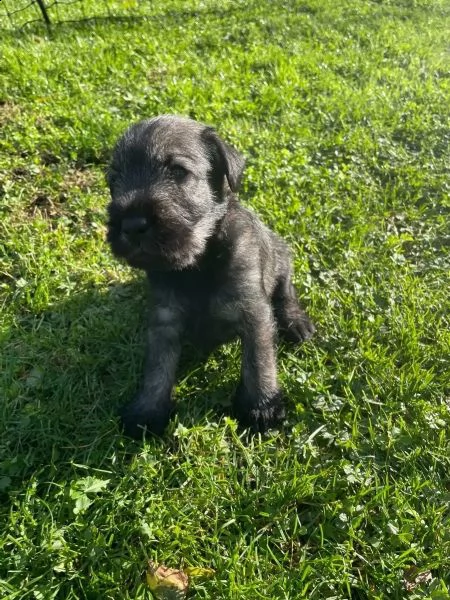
[146,562,188,600]
[403,567,432,591]
[146,561,215,599]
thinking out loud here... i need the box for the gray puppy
[107,115,315,438]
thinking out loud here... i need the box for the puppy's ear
[105,164,115,191]
[202,128,246,194]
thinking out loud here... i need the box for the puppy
[107,115,315,437]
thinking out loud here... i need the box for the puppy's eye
[169,164,189,180]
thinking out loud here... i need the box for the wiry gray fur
[107,115,315,438]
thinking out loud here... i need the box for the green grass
[1,0,450,598]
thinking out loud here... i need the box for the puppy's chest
[186,271,239,321]
[174,271,240,345]
[150,248,240,345]
[187,291,240,347]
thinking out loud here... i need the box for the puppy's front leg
[121,305,183,438]
[234,300,286,432]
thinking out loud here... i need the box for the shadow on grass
[1,3,245,35]
[0,277,242,485]
[1,266,325,506]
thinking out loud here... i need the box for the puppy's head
[106,115,245,271]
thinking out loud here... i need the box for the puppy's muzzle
[119,216,149,244]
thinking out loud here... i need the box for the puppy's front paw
[280,308,315,344]
[120,395,173,439]
[233,386,286,433]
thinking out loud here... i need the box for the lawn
[0,0,449,598]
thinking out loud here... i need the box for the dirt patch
[28,194,65,220]
[0,100,20,126]
[61,167,99,192]
[40,151,61,166]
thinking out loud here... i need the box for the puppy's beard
[114,218,220,271]
[148,223,216,271]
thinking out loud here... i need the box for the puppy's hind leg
[272,262,315,344]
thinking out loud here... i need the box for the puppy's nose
[121,216,148,234]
